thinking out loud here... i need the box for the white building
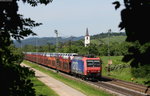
[84,28,90,47]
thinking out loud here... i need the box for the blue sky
[18,0,124,38]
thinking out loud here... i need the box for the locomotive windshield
[87,60,100,67]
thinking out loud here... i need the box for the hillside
[91,32,126,39]
[14,32,126,47]
[14,36,84,47]
[91,32,126,45]
[91,36,126,45]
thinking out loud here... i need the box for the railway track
[26,61,150,96]
[101,76,150,95]
[57,73,150,96]
[90,81,149,96]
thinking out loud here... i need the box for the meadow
[100,56,148,85]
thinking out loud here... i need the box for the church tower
[84,28,90,47]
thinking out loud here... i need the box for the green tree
[98,43,108,56]
[113,0,150,85]
[88,44,99,55]
[22,45,35,52]
[110,42,121,56]
[73,40,84,46]
[78,46,88,55]
[113,0,150,67]
[0,0,52,95]
[0,44,35,96]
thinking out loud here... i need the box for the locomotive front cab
[85,58,102,79]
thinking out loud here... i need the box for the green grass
[91,36,126,45]
[100,56,148,85]
[102,36,126,44]
[32,77,59,96]
[100,56,126,76]
[23,60,114,96]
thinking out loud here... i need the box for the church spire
[86,28,89,36]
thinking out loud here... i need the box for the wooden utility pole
[108,29,111,59]
[107,29,112,75]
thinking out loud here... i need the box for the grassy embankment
[91,36,126,45]
[32,77,59,96]
[100,56,147,85]
[23,60,114,96]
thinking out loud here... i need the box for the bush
[132,65,150,86]
[0,64,35,96]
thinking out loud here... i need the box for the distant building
[84,28,90,47]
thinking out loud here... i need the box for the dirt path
[21,63,86,96]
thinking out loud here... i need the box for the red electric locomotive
[71,55,101,80]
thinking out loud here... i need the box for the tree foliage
[21,37,131,57]
[0,63,35,96]
[0,44,36,96]
[113,0,150,67]
[0,0,52,95]
[91,32,126,39]
[113,0,150,85]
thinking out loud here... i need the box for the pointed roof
[85,28,89,36]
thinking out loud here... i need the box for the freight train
[24,52,102,80]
